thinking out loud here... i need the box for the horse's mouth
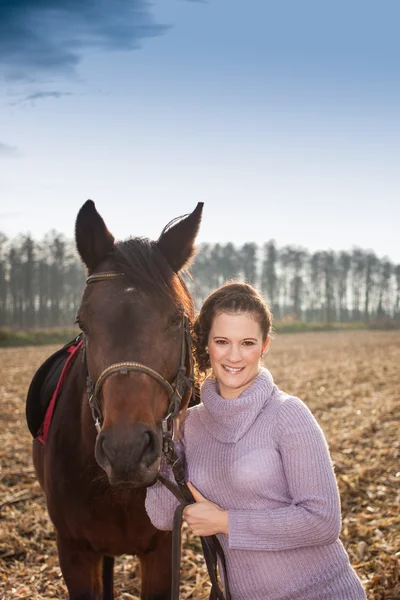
[101,458,161,488]
[108,477,142,489]
[108,476,158,489]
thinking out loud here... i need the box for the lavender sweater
[145,368,366,600]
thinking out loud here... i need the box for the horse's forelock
[111,238,193,317]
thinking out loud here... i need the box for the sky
[0,0,399,262]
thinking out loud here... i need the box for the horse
[29,200,203,600]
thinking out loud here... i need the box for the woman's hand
[183,482,229,536]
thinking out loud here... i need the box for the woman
[145,282,366,600]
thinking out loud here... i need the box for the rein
[83,271,230,600]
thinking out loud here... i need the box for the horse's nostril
[142,429,158,466]
[145,431,153,451]
[101,435,118,461]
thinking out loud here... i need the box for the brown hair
[193,281,273,375]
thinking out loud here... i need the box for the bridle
[84,272,195,446]
[81,271,230,600]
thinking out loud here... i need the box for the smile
[223,365,245,374]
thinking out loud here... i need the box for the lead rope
[159,319,230,600]
[160,433,231,600]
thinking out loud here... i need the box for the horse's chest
[52,484,154,555]
[83,506,152,555]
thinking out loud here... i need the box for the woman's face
[207,311,269,399]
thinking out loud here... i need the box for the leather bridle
[84,271,194,440]
[82,271,230,600]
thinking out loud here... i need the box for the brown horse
[31,200,203,600]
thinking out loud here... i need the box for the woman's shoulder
[275,389,309,410]
[273,388,322,434]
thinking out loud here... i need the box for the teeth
[223,366,243,373]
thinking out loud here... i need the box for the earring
[205,347,209,354]
[260,352,264,358]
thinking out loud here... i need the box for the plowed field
[0,331,399,599]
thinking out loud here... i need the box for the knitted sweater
[145,368,366,600]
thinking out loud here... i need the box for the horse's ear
[157,202,203,272]
[75,200,115,272]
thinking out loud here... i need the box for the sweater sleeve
[144,440,184,531]
[228,396,341,551]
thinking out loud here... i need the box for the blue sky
[1,0,399,262]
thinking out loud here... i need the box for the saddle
[26,336,83,442]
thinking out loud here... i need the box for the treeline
[189,242,400,324]
[0,233,399,328]
[0,232,85,328]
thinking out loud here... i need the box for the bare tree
[394,265,400,320]
[20,234,36,327]
[376,259,393,318]
[351,249,365,321]
[260,240,278,316]
[337,251,351,322]
[240,243,258,286]
[8,242,23,326]
[0,233,8,326]
[363,252,379,322]
[321,251,336,323]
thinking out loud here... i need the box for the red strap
[37,341,83,444]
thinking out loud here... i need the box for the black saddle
[26,336,83,438]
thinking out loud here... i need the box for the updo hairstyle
[193,282,272,376]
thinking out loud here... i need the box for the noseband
[83,272,195,444]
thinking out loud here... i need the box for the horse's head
[75,200,203,487]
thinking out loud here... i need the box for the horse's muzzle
[94,422,161,487]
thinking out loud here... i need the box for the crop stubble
[0,331,399,599]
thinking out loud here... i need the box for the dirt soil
[0,330,399,599]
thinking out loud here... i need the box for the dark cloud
[0,142,19,156]
[13,90,74,104]
[0,0,169,80]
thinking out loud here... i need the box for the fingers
[182,504,198,530]
[186,481,206,502]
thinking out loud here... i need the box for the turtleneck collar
[198,367,274,443]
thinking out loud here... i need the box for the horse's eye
[169,313,182,327]
[75,318,87,333]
